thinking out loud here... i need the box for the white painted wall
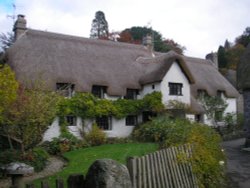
[83,118,135,138]
[160,62,191,106]
[67,117,83,139]
[43,117,60,141]
[141,82,161,97]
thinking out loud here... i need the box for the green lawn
[32,143,158,187]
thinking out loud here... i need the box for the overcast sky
[0,0,250,58]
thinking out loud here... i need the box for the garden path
[0,156,66,188]
[222,138,250,188]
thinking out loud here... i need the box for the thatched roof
[7,29,238,109]
[183,56,239,98]
[238,43,250,90]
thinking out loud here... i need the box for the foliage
[166,100,191,111]
[1,86,61,150]
[235,27,250,47]
[0,32,14,52]
[117,26,185,54]
[32,143,158,186]
[23,147,49,172]
[41,132,85,155]
[0,147,49,172]
[57,91,164,120]
[225,44,245,70]
[198,94,228,126]
[85,123,107,146]
[133,115,225,188]
[0,149,22,166]
[218,46,228,68]
[0,65,18,124]
[90,11,109,39]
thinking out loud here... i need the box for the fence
[127,144,198,188]
[24,144,198,188]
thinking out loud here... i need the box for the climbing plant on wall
[57,91,164,121]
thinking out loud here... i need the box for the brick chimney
[13,14,27,41]
[206,52,218,69]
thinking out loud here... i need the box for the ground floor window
[126,115,138,126]
[66,116,77,126]
[195,114,203,123]
[142,111,157,123]
[215,110,223,122]
[96,116,112,130]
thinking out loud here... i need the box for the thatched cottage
[5,15,239,140]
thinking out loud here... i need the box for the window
[169,83,183,96]
[142,111,157,123]
[215,111,223,122]
[124,89,139,100]
[152,85,155,90]
[126,115,138,126]
[96,116,112,130]
[92,85,107,98]
[56,83,75,97]
[217,91,224,98]
[66,116,76,126]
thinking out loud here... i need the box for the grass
[31,143,158,187]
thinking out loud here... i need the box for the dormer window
[124,89,139,100]
[197,89,207,98]
[217,91,224,98]
[56,83,75,97]
[66,116,76,126]
[92,85,107,98]
[169,83,183,96]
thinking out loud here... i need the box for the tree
[0,32,14,52]
[217,46,228,68]
[117,26,185,54]
[198,94,228,126]
[236,27,250,47]
[90,11,109,39]
[0,65,18,123]
[1,84,61,150]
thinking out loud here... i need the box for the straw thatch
[6,29,239,114]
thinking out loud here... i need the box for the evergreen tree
[0,32,14,52]
[90,11,109,39]
[217,46,228,68]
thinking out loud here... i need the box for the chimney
[143,34,153,52]
[13,14,27,41]
[206,52,218,69]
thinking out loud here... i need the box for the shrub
[23,147,49,172]
[85,123,106,146]
[0,149,22,166]
[133,115,225,188]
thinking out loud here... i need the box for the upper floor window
[126,115,138,126]
[197,89,207,98]
[169,83,183,96]
[124,89,139,100]
[217,91,224,98]
[92,85,107,98]
[96,116,112,130]
[56,83,75,97]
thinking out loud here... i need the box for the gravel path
[0,156,66,188]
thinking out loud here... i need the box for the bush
[0,149,22,166]
[41,135,85,155]
[133,115,225,188]
[23,147,49,172]
[85,123,106,146]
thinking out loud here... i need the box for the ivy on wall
[57,91,164,120]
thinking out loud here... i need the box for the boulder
[84,159,132,188]
[2,162,34,175]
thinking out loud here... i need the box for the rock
[2,162,34,175]
[84,159,132,188]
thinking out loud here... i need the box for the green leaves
[0,65,18,123]
[57,91,164,120]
